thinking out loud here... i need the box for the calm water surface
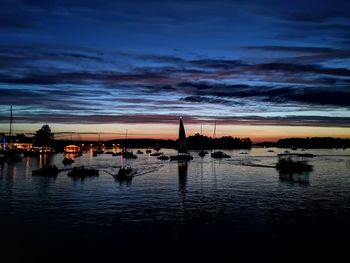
[1,148,350,260]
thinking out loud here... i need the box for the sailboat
[121,128,137,159]
[210,120,231,159]
[93,133,104,156]
[170,117,193,161]
[113,128,137,180]
[1,106,23,162]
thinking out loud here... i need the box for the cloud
[255,63,350,77]
[0,16,38,29]
[0,86,111,111]
[0,71,176,85]
[283,8,350,23]
[178,82,350,107]
[245,46,350,64]
[189,59,244,70]
[245,46,336,54]
[213,115,350,128]
[0,41,349,131]
[180,96,240,105]
[2,44,349,88]
[1,112,350,128]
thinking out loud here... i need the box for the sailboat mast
[125,129,128,140]
[200,124,202,135]
[213,121,216,138]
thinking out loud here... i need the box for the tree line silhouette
[256,137,350,149]
[106,134,252,149]
[276,137,350,149]
[4,125,349,150]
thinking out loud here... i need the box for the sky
[0,0,350,141]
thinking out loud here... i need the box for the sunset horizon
[1,0,350,261]
[1,1,350,141]
[3,119,350,142]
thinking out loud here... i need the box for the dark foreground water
[1,148,350,261]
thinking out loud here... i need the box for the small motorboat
[276,153,314,175]
[62,157,74,165]
[93,148,104,156]
[136,150,144,154]
[150,152,163,156]
[198,150,208,157]
[211,151,231,159]
[276,159,313,173]
[122,151,138,159]
[157,155,170,160]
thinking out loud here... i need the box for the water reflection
[64,153,80,160]
[346,160,350,170]
[278,171,310,185]
[200,157,204,188]
[69,175,97,183]
[37,154,52,168]
[211,159,217,189]
[178,161,188,209]
[115,176,133,186]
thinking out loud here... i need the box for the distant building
[0,135,6,150]
[9,142,33,150]
[64,145,81,153]
[0,136,33,151]
[32,146,55,153]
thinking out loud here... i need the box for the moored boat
[198,150,208,157]
[157,155,170,160]
[62,157,74,165]
[170,118,193,161]
[146,148,152,154]
[211,151,231,159]
[276,153,314,174]
[122,151,138,159]
[113,167,137,181]
[276,159,313,173]
[150,152,163,156]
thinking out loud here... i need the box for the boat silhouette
[113,167,137,181]
[170,118,193,161]
[211,151,231,159]
[62,157,74,165]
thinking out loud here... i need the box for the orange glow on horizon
[2,123,350,143]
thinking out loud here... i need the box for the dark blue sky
[0,0,350,140]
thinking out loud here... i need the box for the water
[1,148,350,260]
